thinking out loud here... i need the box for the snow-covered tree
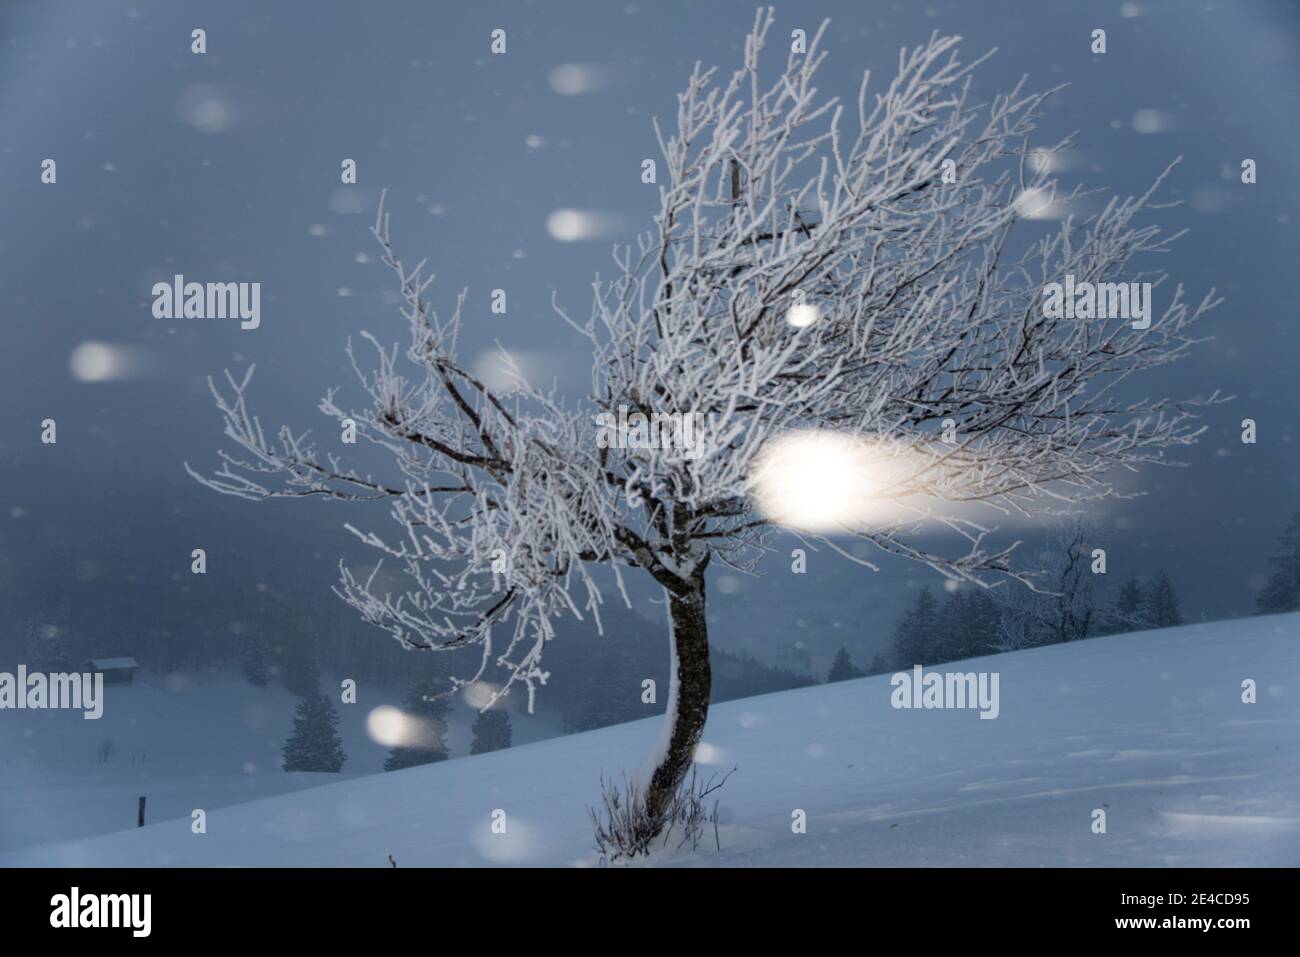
[1043,520,1098,643]
[282,692,346,772]
[189,12,1218,839]
[469,708,512,755]
[384,675,451,771]
[1256,509,1300,614]
[1106,576,1149,633]
[23,620,75,673]
[993,581,1052,653]
[826,646,864,682]
[994,519,1098,648]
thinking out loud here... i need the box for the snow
[0,670,558,856]
[3,614,1297,867]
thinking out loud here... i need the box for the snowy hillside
[4,615,1297,867]
[0,670,559,856]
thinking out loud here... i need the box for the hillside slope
[3,615,1297,867]
[0,670,559,855]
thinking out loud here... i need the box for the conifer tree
[826,646,865,682]
[891,589,941,667]
[282,692,346,772]
[964,589,1003,658]
[470,708,512,755]
[384,676,451,771]
[282,635,322,697]
[935,591,973,662]
[1257,510,1300,614]
[940,589,1003,659]
[241,632,270,687]
[564,645,642,733]
[1143,570,1183,628]
[1107,577,1148,633]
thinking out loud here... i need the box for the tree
[962,589,1003,659]
[240,632,269,688]
[470,709,512,755]
[1142,570,1183,628]
[934,591,972,662]
[188,13,1218,840]
[712,647,815,699]
[281,635,322,697]
[1111,577,1148,632]
[866,654,890,676]
[826,646,865,682]
[1095,575,1152,635]
[563,644,642,733]
[994,519,1098,648]
[1044,520,1098,644]
[384,675,451,771]
[282,693,346,772]
[23,620,75,673]
[891,589,941,666]
[994,581,1051,652]
[1257,509,1300,614]
[935,589,1003,661]
[775,642,813,675]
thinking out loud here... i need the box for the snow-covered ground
[3,614,1297,867]
[0,669,557,856]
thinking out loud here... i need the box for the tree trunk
[641,570,712,828]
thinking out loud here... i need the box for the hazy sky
[2,0,1298,668]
